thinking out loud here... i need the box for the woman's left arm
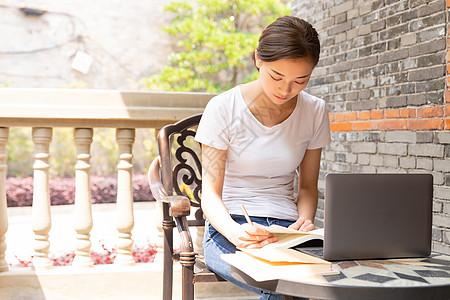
[288,148,322,232]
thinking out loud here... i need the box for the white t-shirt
[195,86,331,221]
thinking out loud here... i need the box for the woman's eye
[295,81,306,85]
[270,74,282,81]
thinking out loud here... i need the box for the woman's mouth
[274,94,288,101]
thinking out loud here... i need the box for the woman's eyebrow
[270,68,310,79]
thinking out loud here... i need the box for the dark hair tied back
[253,16,320,69]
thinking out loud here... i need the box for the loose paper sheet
[239,248,329,265]
[222,251,339,282]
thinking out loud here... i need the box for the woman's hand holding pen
[228,223,277,249]
[231,204,278,248]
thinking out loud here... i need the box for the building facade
[293,0,449,254]
[0,0,180,89]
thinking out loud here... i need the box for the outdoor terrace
[0,88,255,300]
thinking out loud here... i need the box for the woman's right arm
[200,144,275,248]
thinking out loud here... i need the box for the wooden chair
[148,114,225,300]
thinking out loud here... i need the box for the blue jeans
[203,215,305,300]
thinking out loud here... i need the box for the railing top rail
[0,89,214,128]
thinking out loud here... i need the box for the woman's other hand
[288,217,315,232]
[229,223,277,248]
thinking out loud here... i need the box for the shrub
[6,174,154,207]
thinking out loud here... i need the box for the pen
[240,204,253,225]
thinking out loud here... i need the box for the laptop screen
[324,173,433,261]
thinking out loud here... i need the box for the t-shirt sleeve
[307,100,331,150]
[194,96,229,150]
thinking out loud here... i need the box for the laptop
[297,173,433,261]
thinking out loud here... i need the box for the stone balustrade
[0,88,213,273]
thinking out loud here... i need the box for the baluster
[114,128,135,266]
[0,128,9,272]
[72,128,94,268]
[31,127,53,269]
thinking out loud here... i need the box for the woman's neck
[239,80,297,127]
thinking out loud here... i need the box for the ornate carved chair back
[158,113,203,209]
[149,114,223,300]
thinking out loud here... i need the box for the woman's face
[256,55,315,106]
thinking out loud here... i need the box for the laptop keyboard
[295,247,324,259]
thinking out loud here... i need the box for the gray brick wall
[292,0,450,254]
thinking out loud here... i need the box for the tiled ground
[5,202,162,265]
[323,254,450,287]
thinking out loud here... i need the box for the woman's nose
[279,82,292,94]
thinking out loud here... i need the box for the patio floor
[4,202,258,300]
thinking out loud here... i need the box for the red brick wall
[294,0,450,254]
[329,106,449,131]
[326,0,449,132]
[447,0,450,129]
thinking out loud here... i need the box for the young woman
[194,16,331,300]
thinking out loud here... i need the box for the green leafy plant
[6,127,158,178]
[140,0,290,93]
[7,128,77,178]
[90,128,157,176]
[50,128,76,178]
[90,129,119,176]
[6,128,34,177]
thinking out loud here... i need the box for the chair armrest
[148,156,168,202]
[174,215,194,253]
[168,195,191,217]
[149,155,193,252]
[148,156,191,217]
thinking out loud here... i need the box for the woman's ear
[254,50,261,69]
